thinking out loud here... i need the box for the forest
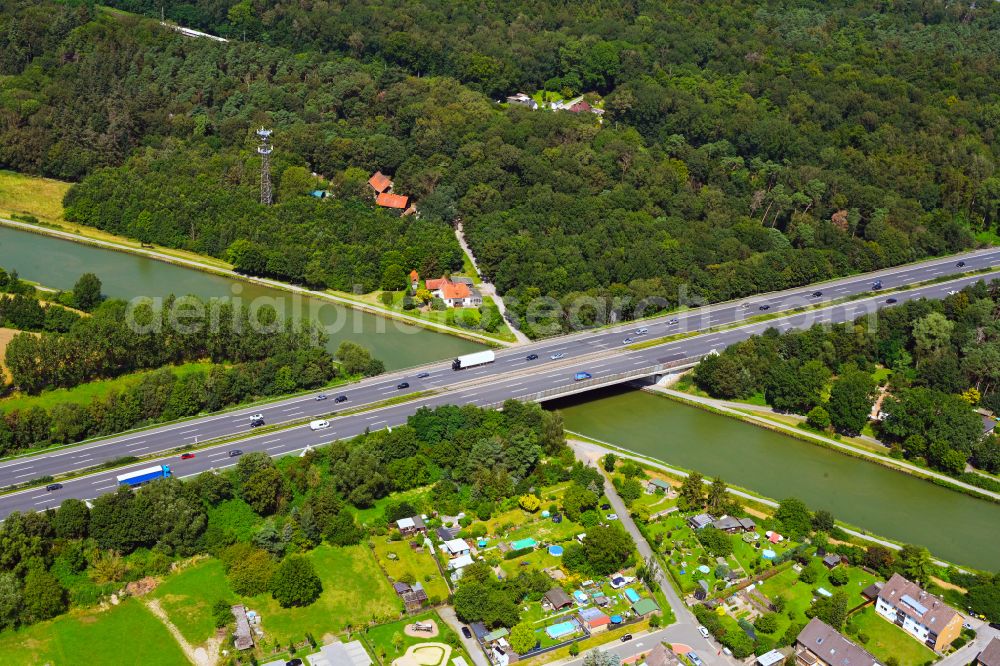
[0,401,566,631]
[693,280,1000,478]
[1,0,998,335]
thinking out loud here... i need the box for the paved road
[437,606,491,666]
[938,621,999,666]
[2,258,999,518]
[571,442,736,666]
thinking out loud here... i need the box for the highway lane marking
[35,499,56,506]
[261,439,281,445]
[282,406,303,412]
[75,457,93,464]
[178,428,199,435]
[94,484,115,491]
[13,472,35,479]
[507,382,525,388]
[30,493,50,500]
[131,447,149,452]
[283,410,304,416]
[369,420,386,426]
[266,445,284,452]
[92,478,111,485]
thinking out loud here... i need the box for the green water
[0,225,484,369]
[553,387,1000,570]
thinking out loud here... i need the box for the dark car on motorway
[620,634,633,642]
[526,353,539,360]
[886,297,898,304]
[758,304,770,310]
[417,372,430,378]
[180,453,196,460]
[462,626,472,639]
[46,483,63,491]
[397,382,410,389]
[957,261,966,267]
[335,395,348,403]
[228,449,243,457]
[872,280,883,289]
[811,291,822,297]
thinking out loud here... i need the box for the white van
[309,419,330,431]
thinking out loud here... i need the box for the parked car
[622,337,634,344]
[334,395,348,403]
[462,626,472,639]
[574,372,592,381]
[46,483,63,492]
[811,291,822,297]
[397,382,410,389]
[286,659,303,666]
[315,394,327,401]
[635,327,648,335]
[600,503,611,510]
[416,372,430,378]
[180,453,196,460]
[550,352,566,360]
[698,625,710,638]
[606,513,619,520]
[228,449,243,457]
[620,634,633,642]
[687,652,703,666]
[957,260,966,267]
[758,304,770,310]
[886,297,898,304]
[309,419,330,431]
[526,353,539,360]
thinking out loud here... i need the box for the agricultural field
[0,598,188,666]
[0,169,71,224]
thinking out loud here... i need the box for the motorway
[1,249,999,518]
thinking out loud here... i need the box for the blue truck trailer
[116,464,171,487]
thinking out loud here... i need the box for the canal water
[0,225,484,369]
[552,386,1000,570]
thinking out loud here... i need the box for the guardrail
[482,356,702,409]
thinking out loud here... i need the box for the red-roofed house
[425,278,448,290]
[368,171,392,193]
[409,270,419,289]
[568,100,592,113]
[428,277,482,308]
[376,192,409,210]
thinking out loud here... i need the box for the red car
[180,453,196,460]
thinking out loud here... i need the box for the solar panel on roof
[901,594,928,615]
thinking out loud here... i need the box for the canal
[552,386,1000,570]
[0,225,484,370]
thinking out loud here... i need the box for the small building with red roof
[376,192,409,210]
[427,276,482,308]
[368,171,392,193]
[409,270,419,289]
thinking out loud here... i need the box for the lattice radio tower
[256,127,273,205]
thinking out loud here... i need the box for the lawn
[0,168,71,224]
[353,486,433,526]
[0,362,214,414]
[0,597,188,666]
[372,536,450,602]
[847,607,937,666]
[247,544,400,641]
[151,557,232,645]
[364,610,469,664]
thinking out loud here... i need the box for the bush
[806,406,831,430]
[828,567,850,586]
[271,555,323,608]
[754,613,779,634]
[213,599,232,628]
[799,564,819,584]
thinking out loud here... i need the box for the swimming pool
[546,621,577,639]
[511,537,537,550]
[624,588,640,603]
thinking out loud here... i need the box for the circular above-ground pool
[548,545,564,556]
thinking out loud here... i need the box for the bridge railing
[481,355,701,409]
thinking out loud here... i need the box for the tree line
[693,280,1000,476]
[2,1,997,337]
[0,400,567,633]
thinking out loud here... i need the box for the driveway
[438,605,490,666]
[570,441,738,666]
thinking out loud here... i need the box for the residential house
[376,192,409,210]
[543,587,573,610]
[712,515,756,533]
[646,478,672,494]
[506,93,538,110]
[694,579,710,601]
[230,604,255,650]
[436,526,459,542]
[875,573,962,651]
[306,639,373,666]
[643,643,682,666]
[631,598,660,617]
[578,607,611,633]
[977,638,1000,666]
[443,538,471,558]
[687,513,715,530]
[755,650,787,666]
[368,171,392,194]
[794,618,881,666]
[426,276,482,308]
[396,515,427,536]
[822,553,843,569]
[983,414,998,436]
[409,270,419,290]
[861,582,883,602]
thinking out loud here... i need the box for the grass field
[847,606,937,666]
[0,327,21,382]
[0,169,71,224]
[247,544,400,641]
[151,558,231,645]
[0,597,189,666]
[353,486,433,525]
[371,537,450,602]
[0,361,214,413]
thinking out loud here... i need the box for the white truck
[451,350,496,370]
[309,419,330,431]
